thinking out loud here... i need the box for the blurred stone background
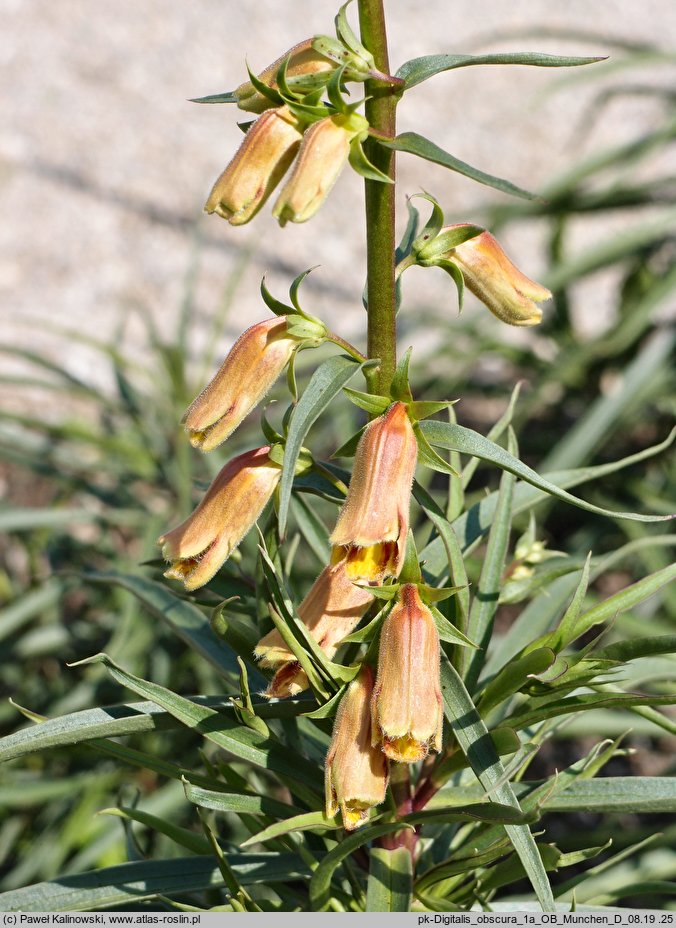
[2,0,674,397]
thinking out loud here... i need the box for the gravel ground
[2,0,674,399]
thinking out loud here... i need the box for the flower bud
[330,402,417,583]
[234,39,336,114]
[325,666,388,830]
[254,558,374,697]
[272,113,368,226]
[205,106,303,225]
[159,447,281,591]
[435,226,551,327]
[183,318,301,452]
[371,584,443,763]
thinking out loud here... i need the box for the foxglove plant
[150,0,673,910]
[6,2,673,917]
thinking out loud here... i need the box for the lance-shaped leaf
[396,52,605,89]
[420,419,673,524]
[377,132,538,201]
[461,428,517,691]
[73,653,323,802]
[0,855,309,912]
[183,780,301,820]
[84,570,249,683]
[309,822,410,910]
[366,847,412,913]
[440,654,555,912]
[278,354,373,535]
[0,698,230,763]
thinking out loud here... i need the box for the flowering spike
[371,584,443,763]
[330,402,417,583]
[183,318,302,452]
[272,113,369,225]
[325,666,388,830]
[255,558,373,698]
[158,448,281,591]
[205,106,303,225]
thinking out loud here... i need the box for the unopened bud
[371,584,443,763]
[273,113,368,226]
[325,666,388,830]
[330,402,417,583]
[205,106,303,225]
[159,447,281,591]
[234,39,336,114]
[183,318,301,452]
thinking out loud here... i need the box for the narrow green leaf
[420,419,673,524]
[478,648,556,717]
[278,355,367,535]
[75,653,323,801]
[0,856,309,912]
[396,52,605,88]
[183,778,303,829]
[414,422,460,477]
[342,387,392,414]
[506,691,676,731]
[85,570,243,682]
[529,776,676,814]
[570,563,676,644]
[379,132,537,201]
[461,428,517,690]
[291,493,330,564]
[430,605,478,648]
[422,506,470,636]
[349,137,394,183]
[0,697,273,763]
[366,847,412,912]
[440,655,555,912]
[309,822,408,910]
[99,806,209,856]
[241,810,339,847]
[594,635,676,663]
[189,91,238,104]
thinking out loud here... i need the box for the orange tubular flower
[272,113,369,226]
[234,39,336,114]
[254,558,374,698]
[159,447,281,591]
[183,318,301,452]
[371,584,443,763]
[325,666,388,831]
[205,105,303,225]
[330,402,417,583]
[447,226,551,326]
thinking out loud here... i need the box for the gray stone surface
[2,0,673,396]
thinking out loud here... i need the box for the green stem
[357,0,399,395]
[325,331,368,364]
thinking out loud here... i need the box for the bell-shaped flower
[159,447,281,591]
[184,318,302,452]
[330,402,417,583]
[371,584,443,763]
[254,558,374,697]
[233,39,336,114]
[325,666,388,830]
[272,113,368,226]
[205,105,303,225]
[435,225,551,327]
